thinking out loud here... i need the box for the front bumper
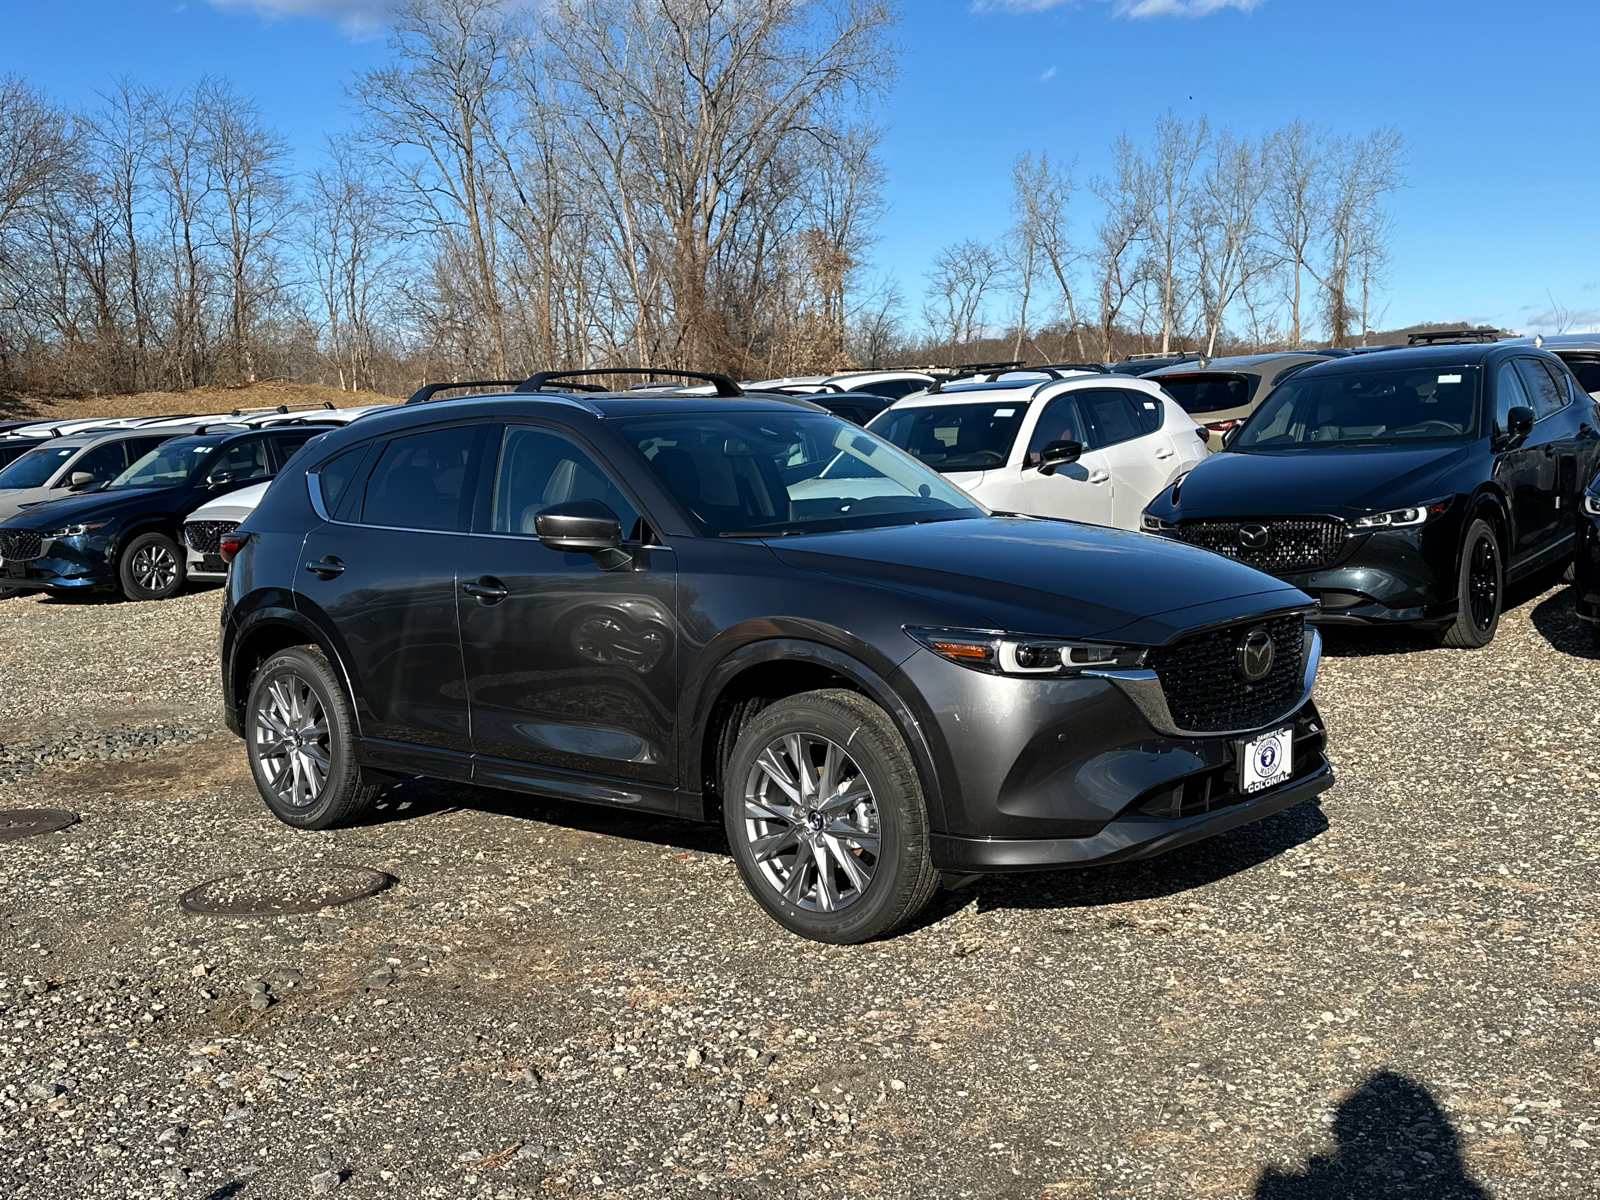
[1,551,114,591]
[932,757,1333,871]
[1284,531,1454,627]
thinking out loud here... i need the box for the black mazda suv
[219,374,1335,943]
[0,424,331,601]
[1143,344,1599,648]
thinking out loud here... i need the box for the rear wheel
[245,646,379,829]
[723,689,938,944]
[1440,518,1502,648]
[118,531,185,601]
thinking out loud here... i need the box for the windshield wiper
[718,528,806,538]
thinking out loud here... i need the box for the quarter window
[316,444,370,518]
[360,426,477,530]
[1513,358,1568,421]
[491,426,640,538]
[1128,391,1166,436]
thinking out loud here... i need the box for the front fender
[682,630,950,833]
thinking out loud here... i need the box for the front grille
[1147,613,1306,734]
[0,530,43,562]
[1169,517,1346,573]
[185,520,239,555]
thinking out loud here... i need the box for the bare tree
[1144,111,1207,354]
[148,85,214,388]
[1189,130,1270,357]
[1307,127,1404,346]
[1090,135,1152,359]
[1010,152,1087,360]
[923,240,1004,360]
[1262,120,1323,348]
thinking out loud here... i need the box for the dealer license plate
[1239,727,1293,793]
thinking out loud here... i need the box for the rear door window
[1075,389,1146,450]
[359,425,478,531]
[317,444,371,519]
[268,431,319,469]
[211,437,274,482]
[1514,358,1568,421]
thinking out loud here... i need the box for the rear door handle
[305,557,345,578]
[462,577,509,603]
[1154,448,1174,460]
[1088,470,1111,484]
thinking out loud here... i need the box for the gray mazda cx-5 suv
[219,373,1334,943]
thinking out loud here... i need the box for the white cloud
[204,0,397,37]
[1040,66,1058,80]
[1522,306,1600,335]
[976,0,1267,17]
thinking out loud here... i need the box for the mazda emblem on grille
[1238,523,1271,550]
[1235,626,1275,683]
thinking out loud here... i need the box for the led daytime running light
[905,626,1146,677]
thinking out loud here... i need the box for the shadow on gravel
[1529,587,1597,659]
[915,796,1330,928]
[1253,1070,1487,1199]
[1317,561,1569,659]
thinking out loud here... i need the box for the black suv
[0,424,330,600]
[1143,344,1600,647]
[220,376,1334,943]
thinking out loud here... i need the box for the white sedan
[863,373,1208,530]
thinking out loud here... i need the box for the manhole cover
[0,809,80,842]
[179,864,394,916]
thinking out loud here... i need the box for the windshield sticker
[993,408,1015,417]
[1438,374,1462,384]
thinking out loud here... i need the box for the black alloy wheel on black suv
[220,376,1335,943]
[1143,344,1600,647]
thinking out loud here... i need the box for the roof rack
[1405,328,1502,346]
[1122,351,1195,362]
[1038,362,1110,375]
[405,380,527,406]
[230,402,337,417]
[193,422,251,435]
[515,368,744,398]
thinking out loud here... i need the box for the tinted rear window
[1570,361,1600,395]
[1158,374,1253,414]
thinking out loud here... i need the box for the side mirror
[207,470,237,488]
[535,499,623,554]
[68,471,96,490]
[1504,405,1535,447]
[1036,440,1084,476]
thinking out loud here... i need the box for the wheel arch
[226,605,362,736]
[686,636,948,832]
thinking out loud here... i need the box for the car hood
[1165,443,1473,518]
[0,485,190,529]
[187,480,270,523]
[0,485,59,524]
[767,516,1308,644]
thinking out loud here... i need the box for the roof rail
[193,422,251,435]
[1405,328,1502,346]
[230,402,337,417]
[1122,351,1195,362]
[515,368,744,398]
[1038,362,1110,374]
[405,380,526,406]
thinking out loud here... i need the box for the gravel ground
[0,577,1596,1200]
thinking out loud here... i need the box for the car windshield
[1231,367,1482,450]
[865,402,1029,471]
[0,445,77,489]
[111,441,216,489]
[1157,374,1253,415]
[619,411,983,536]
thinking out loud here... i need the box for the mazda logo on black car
[1236,626,1276,682]
[1239,523,1271,550]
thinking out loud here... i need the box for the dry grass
[0,380,398,423]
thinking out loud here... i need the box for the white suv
[866,373,1207,530]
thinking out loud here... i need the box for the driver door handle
[1088,470,1111,484]
[462,576,509,603]
[304,557,345,578]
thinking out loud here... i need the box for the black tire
[723,689,938,944]
[1589,622,1600,653]
[1440,518,1502,649]
[0,586,20,601]
[245,645,379,829]
[117,531,185,601]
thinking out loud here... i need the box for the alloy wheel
[1468,534,1499,631]
[253,673,331,809]
[741,732,881,913]
[132,544,178,592]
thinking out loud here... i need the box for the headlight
[1353,501,1445,530]
[1583,494,1600,517]
[905,626,1147,677]
[47,521,108,538]
[1141,513,1173,533]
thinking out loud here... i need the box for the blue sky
[6,0,1598,335]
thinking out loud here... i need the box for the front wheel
[1440,518,1502,648]
[723,689,939,944]
[245,646,378,829]
[118,531,185,601]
